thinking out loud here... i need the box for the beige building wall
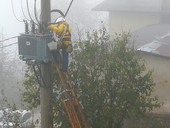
[139,52,170,114]
[109,12,160,36]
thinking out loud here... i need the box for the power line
[50,0,74,24]
[21,0,30,21]
[11,0,24,22]
[0,42,18,49]
[26,0,38,25]
[34,0,40,24]
[65,0,74,17]
[0,36,18,43]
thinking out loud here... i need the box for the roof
[93,0,170,13]
[132,23,170,58]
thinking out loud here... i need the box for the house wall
[139,52,170,114]
[109,12,160,36]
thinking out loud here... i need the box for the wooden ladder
[55,64,88,128]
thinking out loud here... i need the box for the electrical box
[18,34,53,63]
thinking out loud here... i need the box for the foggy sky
[0,0,107,105]
[0,0,106,38]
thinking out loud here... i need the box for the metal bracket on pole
[27,61,48,88]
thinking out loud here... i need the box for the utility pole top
[40,0,51,33]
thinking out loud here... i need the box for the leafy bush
[21,27,160,128]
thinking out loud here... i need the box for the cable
[65,0,74,17]
[26,0,38,25]
[37,65,47,87]
[34,0,40,24]
[11,0,24,22]
[51,9,65,17]
[32,65,41,87]
[0,42,18,49]
[50,9,65,24]
[21,0,30,21]
[0,36,18,43]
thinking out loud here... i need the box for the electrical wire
[34,0,40,24]
[21,0,30,21]
[11,0,24,22]
[0,36,18,43]
[0,42,18,48]
[65,0,74,17]
[26,0,38,25]
[50,0,74,25]
[32,65,41,87]
[37,65,47,87]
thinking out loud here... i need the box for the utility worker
[48,16,72,72]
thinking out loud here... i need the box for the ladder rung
[55,64,83,128]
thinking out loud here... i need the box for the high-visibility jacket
[49,22,71,47]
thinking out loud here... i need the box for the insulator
[25,21,29,34]
[31,21,35,34]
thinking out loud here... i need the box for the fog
[0,0,169,106]
[0,0,108,38]
[0,0,108,104]
[51,0,108,39]
[0,0,170,125]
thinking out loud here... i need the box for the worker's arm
[48,24,65,34]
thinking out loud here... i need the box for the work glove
[48,24,57,31]
[57,41,63,46]
[66,44,73,53]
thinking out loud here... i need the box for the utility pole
[40,0,53,128]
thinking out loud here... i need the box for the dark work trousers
[53,45,68,72]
